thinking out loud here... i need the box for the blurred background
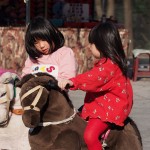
[0,0,150,53]
[0,0,150,75]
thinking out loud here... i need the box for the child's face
[34,39,50,55]
[89,43,100,59]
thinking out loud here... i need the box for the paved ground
[130,78,150,150]
[70,77,150,150]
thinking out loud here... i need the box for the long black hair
[25,16,65,60]
[88,21,128,77]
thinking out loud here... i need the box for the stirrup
[102,140,107,149]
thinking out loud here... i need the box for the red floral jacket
[70,58,133,126]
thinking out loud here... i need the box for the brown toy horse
[17,73,142,150]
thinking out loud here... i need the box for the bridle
[20,84,76,126]
[21,85,44,111]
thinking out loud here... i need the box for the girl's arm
[58,79,73,90]
[21,57,33,78]
[58,47,78,80]
[68,62,116,92]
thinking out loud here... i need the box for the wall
[0,27,129,76]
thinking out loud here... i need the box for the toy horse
[17,72,143,150]
[0,71,20,126]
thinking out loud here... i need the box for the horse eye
[30,105,34,109]
[0,92,6,97]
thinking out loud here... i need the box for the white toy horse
[0,70,31,149]
[0,71,21,126]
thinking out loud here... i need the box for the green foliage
[132,0,150,49]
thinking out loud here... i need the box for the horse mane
[61,90,74,109]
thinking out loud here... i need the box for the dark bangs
[26,18,54,48]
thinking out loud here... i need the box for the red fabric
[70,58,133,126]
[84,118,108,150]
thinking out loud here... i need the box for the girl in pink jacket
[22,16,78,80]
[58,21,133,150]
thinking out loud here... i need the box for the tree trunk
[123,0,133,57]
[107,0,115,17]
[94,0,102,21]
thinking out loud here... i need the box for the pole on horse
[102,0,106,15]
[24,0,30,26]
[45,0,48,19]
[101,0,107,22]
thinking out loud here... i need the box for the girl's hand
[58,79,73,90]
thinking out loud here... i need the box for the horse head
[18,73,74,128]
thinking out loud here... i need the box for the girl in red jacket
[58,21,133,150]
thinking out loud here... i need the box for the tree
[107,0,115,17]
[123,0,133,56]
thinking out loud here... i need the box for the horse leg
[52,129,82,150]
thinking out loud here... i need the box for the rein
[38,108,76,126]
[21,85,44,111]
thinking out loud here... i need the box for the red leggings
[84,118,109,150]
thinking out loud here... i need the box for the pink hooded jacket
[21,46,78,80]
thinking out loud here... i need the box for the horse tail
[126,117,143,147]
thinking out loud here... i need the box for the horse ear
[16,78,26,88]
[16,74,34,88]
[46,80,59,90]
[15,80,22,88]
